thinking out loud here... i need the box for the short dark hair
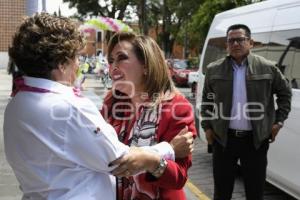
[9,13,84,79]
[226,24,251,38]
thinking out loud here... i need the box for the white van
[195,0,300,199]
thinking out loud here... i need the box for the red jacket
[101,93,196,200]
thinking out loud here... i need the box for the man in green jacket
[201,24,291,200]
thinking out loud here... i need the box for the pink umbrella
[82,16,133,32]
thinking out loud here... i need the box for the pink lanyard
[12,77,82,97]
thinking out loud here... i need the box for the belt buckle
[235,130,245,137]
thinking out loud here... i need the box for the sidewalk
[0,70,22,200]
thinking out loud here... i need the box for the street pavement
[0,70,199,200]
[0,70,22,200]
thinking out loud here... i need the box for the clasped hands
[109,126,194,177]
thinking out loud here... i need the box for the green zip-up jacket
[200,53,292,149]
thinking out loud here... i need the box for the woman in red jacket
[101,32,196,200]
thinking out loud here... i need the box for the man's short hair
[226,24,251,38]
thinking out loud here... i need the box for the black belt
[228,129,252,138]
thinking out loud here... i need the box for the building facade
[0,0,43,69]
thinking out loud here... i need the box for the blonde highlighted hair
[107,32,177,104]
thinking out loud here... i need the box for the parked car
[167,59,198,86]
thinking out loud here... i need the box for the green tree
[62,0,263,57]
[186,0,264,53]
[63,0,202,56]
[63,0,154,34]
[157,0,202,57]
[63,0,135,42]
[62,0,131,20]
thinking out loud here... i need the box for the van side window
[251,33,272,58]
[267,30,300,89]
[202,37,227,74]
[202,33,270,74]
[292,47,300,89]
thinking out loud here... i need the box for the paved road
[187,136,298,200]
[0,71,22,200]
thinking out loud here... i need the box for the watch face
[161,158,167,167]
[152,158,168,177]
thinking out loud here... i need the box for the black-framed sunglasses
[227,37,249,45]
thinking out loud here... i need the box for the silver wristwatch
[151,157,168,178]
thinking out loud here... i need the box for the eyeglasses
[227,37,249,45]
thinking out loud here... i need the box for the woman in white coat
[3,13,193,200]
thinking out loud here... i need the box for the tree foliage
[150,0,202,57]
[62,0,131,20]
[63,0,264,56]
[186,0,264,52]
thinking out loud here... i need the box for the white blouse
[4,77,173,200]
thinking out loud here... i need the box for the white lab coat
[3,77,173,200]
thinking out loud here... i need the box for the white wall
[0,52,9,69]
[26,0,39,16]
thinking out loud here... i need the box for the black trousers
[212,135,269,200]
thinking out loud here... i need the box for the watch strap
[151,157,168,178]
